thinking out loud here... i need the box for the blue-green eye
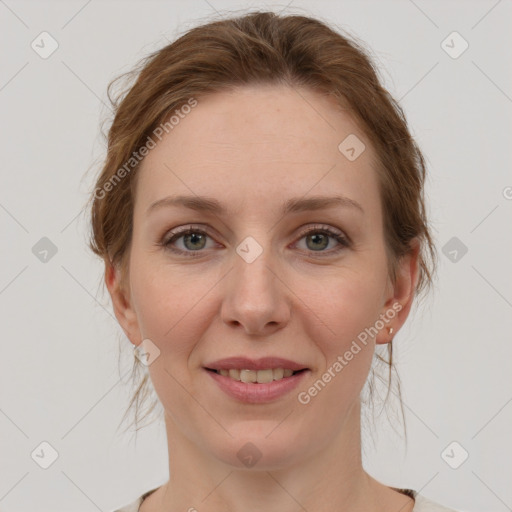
[294,226,349,253]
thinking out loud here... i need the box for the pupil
[308,233,328,251]
[185,233,205,250]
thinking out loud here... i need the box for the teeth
[240,369,257,383]
[216,368,299,383]
[273,368,284,380]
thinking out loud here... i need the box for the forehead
[135,84,380,217]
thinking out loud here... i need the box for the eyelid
[295,223,346,241]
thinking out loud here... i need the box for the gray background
[1,0,511,511]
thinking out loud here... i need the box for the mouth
[204,366,309,403]
[204,367,308,383]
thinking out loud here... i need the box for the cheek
[131,268,173,338]
[129,259,209,412]
[297,263,387,397]
[297,276,383,421]
[304,266,387,348]
[129,251,218,355]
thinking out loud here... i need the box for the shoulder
[412,492,461,512]
[111,487,159,512]
[110,495,143,512]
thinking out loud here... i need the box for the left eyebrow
[282,195,364,215]
[146,194,364,216]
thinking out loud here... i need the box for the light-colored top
[112,487,460,512]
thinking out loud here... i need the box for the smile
[204,367,309,403]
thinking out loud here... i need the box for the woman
[89,10,456,512]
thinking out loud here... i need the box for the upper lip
[204,357,308,371]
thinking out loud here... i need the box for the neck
[150,400,384,512]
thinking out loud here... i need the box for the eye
[161,226,216,257]
[293,225,350,256]
[160,224,350,257]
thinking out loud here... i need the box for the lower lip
[204,368,309,403]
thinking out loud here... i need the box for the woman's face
[108,84,417,469]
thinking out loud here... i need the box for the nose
[220,246,291,337]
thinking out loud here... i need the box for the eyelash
[160,224,350,258]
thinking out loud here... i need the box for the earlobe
[376,240,421,345]
[104,260,142,346]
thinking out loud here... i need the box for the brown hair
[88,10,437,435]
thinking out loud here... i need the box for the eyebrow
[147,194,364,216]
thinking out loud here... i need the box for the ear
[104,260,143,347]
[375,239,420,345]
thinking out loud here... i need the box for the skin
[106,84,419,512]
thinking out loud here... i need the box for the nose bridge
[234,235,279,306]
[235,238,275,295]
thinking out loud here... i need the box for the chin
[208,429,307,471]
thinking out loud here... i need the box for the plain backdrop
[1,1,511,511]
